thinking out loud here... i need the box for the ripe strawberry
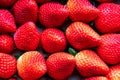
[41,28,67,53]
[36,0,51,4]
[14,22,40,51]
[17,51,47,80]
[84,76,108,80]
[0,10,16,33]
[0,35,14,54]
[95,3,120,33]
[67,0,99,22]
[75,50,109,77]
[46,52,75,80]
[106,64,120,80]
[12,0,38,25]
[97,34,120,65]
[39,2,69,28]
[97,0,113,3]
[0,0,17,8]
[66,22,101,51]
[0,53,17,78]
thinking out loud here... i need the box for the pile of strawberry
[0,0,120,80]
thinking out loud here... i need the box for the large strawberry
[41,28,67,53]
[95,3,120,33]
[0,10,16,33]
[66,22,101,51]
[0,0,17,8]
[97,0,113,3]
[0,35,14,54]
[39,2,69,28]
[106,64,120,80]
[0,53,17,78]
[75,50,109,77]
[36,0,51,4]
[12,0,38,25]
[46,52,75,80]
[97,34,120,65]
[84,76,108,80]
[67,0,99,22]
[17,51,47,80]
[14,22,40,51]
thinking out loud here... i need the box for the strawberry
[0,10,16,33]
[84,76,108,80]
[106,64,120,80]
[0,53,17,78]
[66,22,101,51]
[41,28,67,53]
[95,3,120,33]
[12,0,38,25]
[17,51,47,80]
[0,0,17,8]
[14,22,40,51]
[46,52,75,80]
[39,2,69,28]
[97,34,120,65]
[97,0,113,3]
[36,0,51,4]
[75,50,109,77]
[67,0,99,22]
[0,35,14,54]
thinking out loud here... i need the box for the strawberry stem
[68,47,77,56]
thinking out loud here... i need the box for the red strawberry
[97,0,113,3]
[75,50,109,77]
[0,53,17,78]
[0,35,14,54]
[84,76,108,80]
[97,34,120,65]
[41,28,67,53]
[106,64,120,80]
[95,3,120,33]
[36,0,51,4]
[14,22,40,51]
[46,52,75,80]
[17,51,47,80]
[67,0,99,22]
[0,10,16,33]
[39,2,69,28]
[12,0,38,25]
[66,22,101,51]
[0,0,17,8]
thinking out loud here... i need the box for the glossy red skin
[46,52,75,80]
[95,3,120,33]
[0,10,16,33]
[97,34,120,65]
[0,35,14,53]
[97,0,113,3]
[12,0,38,25]
[0,53,17,78]
[75,50,109,77]
[36,0,51,4]
[39,2,69,28]
[14,22,40,51]
[67,0,99,22]
[17,51,47,80]
[84,76,108,80]
[41,28,67,53]
[66,22,101,51]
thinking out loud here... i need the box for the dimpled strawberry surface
[0,0,120,80]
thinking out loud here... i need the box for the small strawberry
[67,0,99,22]
[39,2,69,28]
[17,51,47,80]
[84,76,108,80]
[0,35,14,54]
[46,52,75,80]
[95,3,120,33]
[41,28,67,53]
[97,0,113,3]
[97,34,120,65]
[66,22,101,51]
[36,0,51,4]
[14,22,40,51]
[0,10,16,33]
[106,64,120,80]
[75,50,109,77]
[12,0,38,25]
[0,0,17,8]
[0,53,17,78]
